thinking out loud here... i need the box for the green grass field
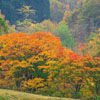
[0,89,80,100]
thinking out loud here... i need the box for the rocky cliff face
[0,0,50,24]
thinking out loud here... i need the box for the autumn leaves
[0,32,99,98]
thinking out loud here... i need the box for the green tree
[54,22,76,49]
[16,6,35,33]
[0,17,8,35]
[17,6,36,19]
[86,31,100,57]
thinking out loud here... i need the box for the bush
[87,95,100,100]
[0,96,9,100]
[71,93,81,99]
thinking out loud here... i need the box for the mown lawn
[0,89,80,100]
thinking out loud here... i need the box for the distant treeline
[0,0,50,24]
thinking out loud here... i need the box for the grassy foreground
[0,89,80,100]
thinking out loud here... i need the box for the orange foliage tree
[0,32,99,98]
[44,51,100,97]
[0,32,62,90]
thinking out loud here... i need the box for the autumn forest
[0,0,100,100]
